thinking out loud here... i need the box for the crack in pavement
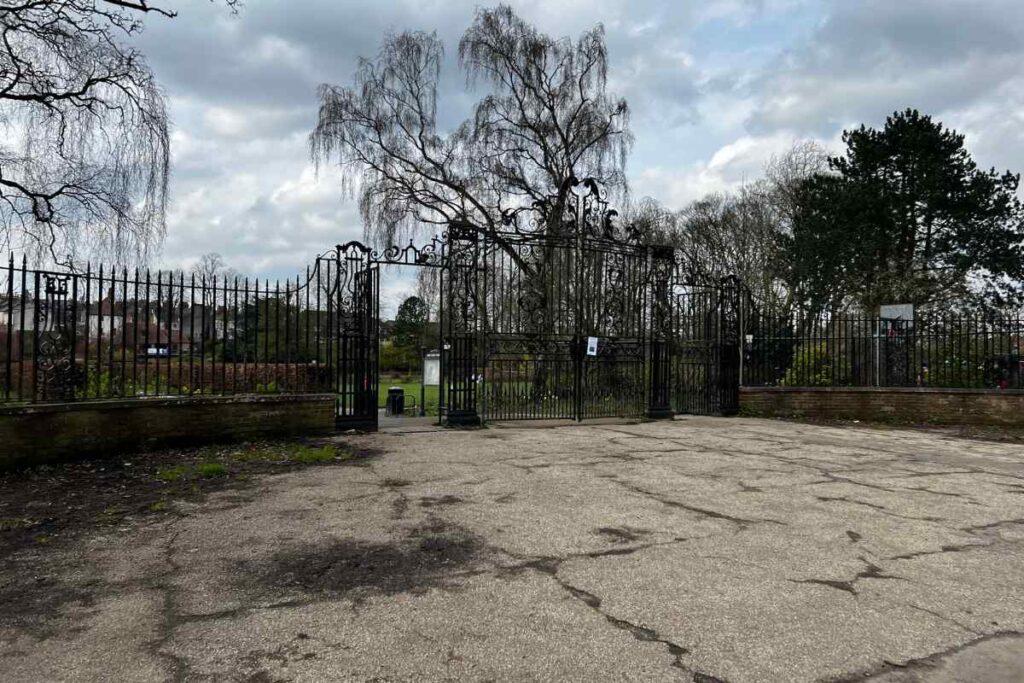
[900,602,983,637]
[823,630,1024,682]
[789,557,906,597]
[964,517,1024,533]
[504,552,696,677]
[606,477,786,527]
[888,469,978,479]
[147,526,190,683]
[816,495,887,511]
[887,540,991,561]
[144,526,319,681]
[883,516,1024,561]
[900,486,981,503]
[814,495,949,524]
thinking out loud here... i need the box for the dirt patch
[0,438,379,557]
[245,520,486,599]
[0,572,98,641]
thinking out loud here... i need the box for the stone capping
[740,386,1024,396]
[0,393,336,416]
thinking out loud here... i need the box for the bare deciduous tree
[671,182,785,303]
[0,0,238,267]
[310,4,632,260]
[191,251,239,312]
[764,139,829,233]
[192,252,227,284]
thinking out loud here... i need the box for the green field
[377,377,440,416]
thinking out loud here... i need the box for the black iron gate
[669,276,741,416]
[318,178,741,428]
[315,244,378,430]
[479,181,651,422]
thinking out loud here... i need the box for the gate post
[444,223,481,426]
[647,246,675,419]
[718,275,741,416]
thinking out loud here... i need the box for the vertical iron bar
[5,255,12,401]
[232,275,239,395]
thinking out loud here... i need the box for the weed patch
[156,465,189,482]
[196,462,228,478]
[0,518,36,532]
[289,445,337,464]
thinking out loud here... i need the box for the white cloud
[634,132,832,207]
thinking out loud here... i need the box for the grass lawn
[378,377,440,416]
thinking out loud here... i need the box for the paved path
[3,417,1024,682]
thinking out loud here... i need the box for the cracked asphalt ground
[3,417,1024,682]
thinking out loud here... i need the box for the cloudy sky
[138,0,1024,308]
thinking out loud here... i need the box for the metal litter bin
[386,386,405,416]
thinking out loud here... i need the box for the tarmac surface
[2,416,1024,682]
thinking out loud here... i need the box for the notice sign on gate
[586,336,599,356]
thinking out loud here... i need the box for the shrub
[783,342,851,387]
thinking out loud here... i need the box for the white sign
[586,336,599,356]
[880,303,914,321]
[422,352,440,386]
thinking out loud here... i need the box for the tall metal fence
[742,308,1024,390]
[1,255,346,404]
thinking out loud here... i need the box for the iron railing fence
[742,309,1024,389]
[1,255,347,405]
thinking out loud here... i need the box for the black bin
[386,387,405,416]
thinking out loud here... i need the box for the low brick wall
[740,386,1024,426]
[0,394,336,470]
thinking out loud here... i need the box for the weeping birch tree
[309,4,632,252]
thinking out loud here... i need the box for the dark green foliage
[392,296,428,351]
[382,296,437,372]
[787,109,1024,312]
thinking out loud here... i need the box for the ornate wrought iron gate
[316,244,378,430]
[669,276,741,416]
[478,181,653,422]
[320,178,741,428]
